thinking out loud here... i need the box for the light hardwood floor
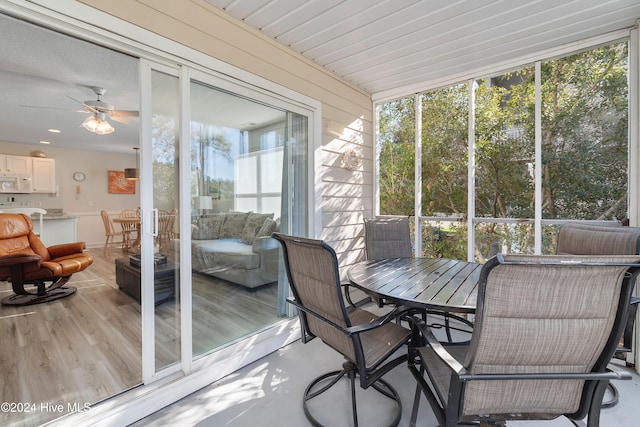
[0,248,283,427]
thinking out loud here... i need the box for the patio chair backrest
[463,254,640,418]
[364,217,412,260]
[272,232,358,361]
[556,223,640,255]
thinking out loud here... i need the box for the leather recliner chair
[0,213,93,306]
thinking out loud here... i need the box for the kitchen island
[33,213,78,246]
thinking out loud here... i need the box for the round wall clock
[73,172,86,182]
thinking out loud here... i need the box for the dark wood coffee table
[115,257,179,306]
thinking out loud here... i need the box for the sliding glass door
[138,62,183,380]
[139,63,311,378]
[189,76,307,359]
[150,68,181,372]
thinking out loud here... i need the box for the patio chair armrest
[341,282,375,308]
[412,314,634,383]
[460,369,632,382]
[287,297,352,335]
[411,316,466,374]
[606,362,634,379]
[287,296,410,337]
[344,305,412,335]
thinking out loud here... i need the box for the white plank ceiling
[205,0,640,99]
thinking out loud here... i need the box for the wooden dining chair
[168,208,178,239]
[408,254,640,427]
[118,208,139,249]
[156,211,175,250]
[100,210,126,254]
[273,232,413,427]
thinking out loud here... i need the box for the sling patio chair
[363,217,413,260]
[556,222,640,407]
[273,232,414,427]
[407,253,640,427]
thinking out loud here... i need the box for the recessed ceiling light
[39,141,51,145]
[47,129,61,133]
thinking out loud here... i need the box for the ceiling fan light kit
[82,112,114,135]
[78,86,139,135]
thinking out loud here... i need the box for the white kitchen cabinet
[32,157,56,193]
[0,155,32,174]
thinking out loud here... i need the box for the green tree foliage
[378,42,629,260]
[377,99,415,215]
[475,72,535,219]
[540,43,628,220]
[421,84,468,216]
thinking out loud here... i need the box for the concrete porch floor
[134,337,640,427]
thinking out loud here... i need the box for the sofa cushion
[241,213,274,244]
[192,214,224,240]
[193,239,260,270]
[219,212,250,239]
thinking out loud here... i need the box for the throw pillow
[192,214,223,240]
[241,213,274,244]
[219,212,250,239]
[256,217,277,238]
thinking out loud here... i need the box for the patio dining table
[347,257,482,313]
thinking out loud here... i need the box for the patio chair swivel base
[303,360,402,427]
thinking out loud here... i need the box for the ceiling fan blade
[110,110,139,117]
[110,115,129,124]
[19,104,77,111]
[67,95,97,113]
[22,91,136,124]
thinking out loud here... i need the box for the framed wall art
[108,170,136,194]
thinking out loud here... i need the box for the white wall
[0,141,140,247]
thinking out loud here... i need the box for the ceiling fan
[70,86,138,135]
[73,86,138,120]
[20,85,138,135]
[21,85,138,120]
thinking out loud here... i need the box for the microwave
[0,173,33,193]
